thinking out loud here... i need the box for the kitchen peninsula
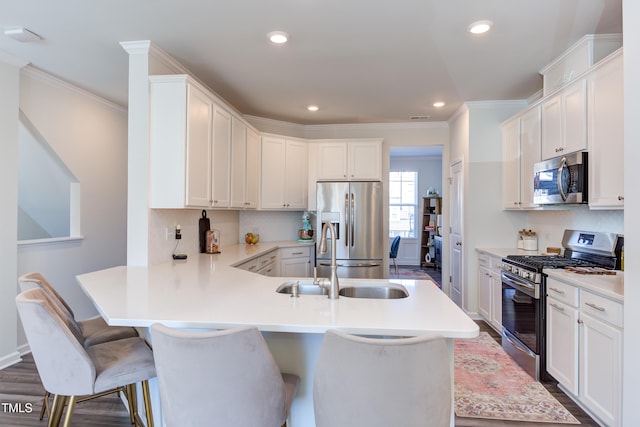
[76,241,478,427]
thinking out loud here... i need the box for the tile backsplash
[239,210,308,243]
[149,209,239,265]
[527,207,623,250]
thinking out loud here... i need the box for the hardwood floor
[0,353,132,426]
[1,324,599,426]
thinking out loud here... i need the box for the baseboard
[17,343,31,356]
[0,350,23,371]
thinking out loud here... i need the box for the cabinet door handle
[577,319,583,324]
[618,195,624,201]
[549,302,565,312]
[584,302,605,312]
[291,251,303,255]
[549,287,565,295]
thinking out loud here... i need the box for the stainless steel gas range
[500,229,623,381]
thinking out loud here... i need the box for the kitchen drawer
[236,258,259,273]
[257,262,278,277]
[547,278,579,307]
[280,246,312,259]
[257,250,279,268]
[478,254,490,268]
[580,289,623,328]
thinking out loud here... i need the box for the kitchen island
[76,242,478,427]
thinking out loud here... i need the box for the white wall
[623,1,640,425]
[16,67,128,341]
[0,56,22,368]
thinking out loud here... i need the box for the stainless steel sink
[276,281,328,296]
[339,285,409,299]
[276,280,409,299]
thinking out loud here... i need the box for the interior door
[449,160,463,308]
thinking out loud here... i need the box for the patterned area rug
[390,268,440,285]
[455,332,580,424]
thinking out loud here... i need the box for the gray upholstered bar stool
[150,323,300,427]
[19,272,140,420]
[16,288,156,427]
[313,329,452,427]
[18,272,138,346]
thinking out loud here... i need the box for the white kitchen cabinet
[541,79,587,160]
[316,139,382,181]
[546,281,579,395]
[502,118,520,209]
[476,252,502,332]
[245,128,260,209]
[256,250,280,276]
[260,135,308,209]
[580,309,622,427]
[546,276,623,427]
[280,246,313,277]
[230,118,259,209]
[210,106,231,208]
[149,75,212,208]
[502,107,541,210]
[588,49,624,209]
[149,75,249,210]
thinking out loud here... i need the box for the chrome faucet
[318,221,339,299]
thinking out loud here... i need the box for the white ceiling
[0,0,622,125]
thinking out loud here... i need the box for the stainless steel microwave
[533,151,588,204]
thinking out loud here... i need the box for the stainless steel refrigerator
[316,181,383,279]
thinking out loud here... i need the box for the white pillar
[121,41,152,266]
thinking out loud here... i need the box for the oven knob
[503,264,511,272]
[512,267,519,275]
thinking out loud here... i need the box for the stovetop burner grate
[504,255,603,271]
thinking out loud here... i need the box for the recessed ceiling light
[307,105,319,112]
[267,31,290,44]
[468,20,493,34]
[3,26,42,42]
[433,102,446,108]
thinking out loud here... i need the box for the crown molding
[21,66,127,114]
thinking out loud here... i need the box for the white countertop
[476,247,623,302]
[77,242,478,338]
[546,269,624,302]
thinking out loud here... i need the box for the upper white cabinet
[260,135,308,209]
[211,106,231,208]
[150,75,212,208]
[149,74,256,210]
[588,49,624,209]
[230,118,259,209]
[502,118,520,209]
[502,107,541,210]
[316,139,382,181]
[541,78,587,160]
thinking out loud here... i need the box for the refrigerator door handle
[350,192,355,247]
[344,193,350,247]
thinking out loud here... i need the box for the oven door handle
[502,272,538,299]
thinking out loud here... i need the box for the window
[389,171,417,238]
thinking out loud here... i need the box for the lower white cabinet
[280,246,313,277]
[546,277,623,427]
[477,252,502,332]
[235,250,280,277]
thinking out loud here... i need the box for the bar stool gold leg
[141,380,154,427]
[48,394,65,427]
[39,391,50,420]
[61,395,76,427]
[124,384,136,424]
